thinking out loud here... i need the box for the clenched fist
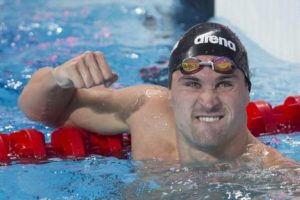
[52,51,118,88]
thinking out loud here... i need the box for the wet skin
[19,52,300,168]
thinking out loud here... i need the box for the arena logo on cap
[194,35,236,52]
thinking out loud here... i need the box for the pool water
[0,0,300,199]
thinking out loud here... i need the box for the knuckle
[84,50,92,56]
[81,51,93,59]
[69,60,78,66]
[95,51,104,59]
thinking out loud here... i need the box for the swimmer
[18,22,299,168]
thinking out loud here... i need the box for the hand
[52,51,118,88]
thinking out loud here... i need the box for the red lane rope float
[0,127,130,165]
[247,96,300,136]
[0,96,300,165]
[50,127,127,158]
[0,134,9,163]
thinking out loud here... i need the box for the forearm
[19,51,122,128]
[18,67,76,126]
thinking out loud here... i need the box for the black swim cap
[168,22,251,90]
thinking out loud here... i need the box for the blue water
[0,0,300,199]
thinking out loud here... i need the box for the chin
[192,127,228,147]
[192,138,221,151]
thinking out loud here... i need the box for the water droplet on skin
[145,89,162,97]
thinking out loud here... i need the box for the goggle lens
[181,58,201,73]
[179,57,235,75]
[213,57,234,73]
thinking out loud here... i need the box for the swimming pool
[1,0,300,199]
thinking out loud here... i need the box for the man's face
[170,55,250,152]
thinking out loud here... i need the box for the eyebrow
[216,74,239,81]
[178,76,200,83]
[178,74,239,82]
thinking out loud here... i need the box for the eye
[184,80,201,88]
[215,81,234,90]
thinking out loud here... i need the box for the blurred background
[176,0,300,63]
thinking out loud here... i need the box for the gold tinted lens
[214,57,234,73]
[181,58,200,74]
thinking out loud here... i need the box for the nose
[196,88,222,112]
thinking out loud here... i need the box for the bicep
[64,106,129,134]
[59,85,163,134]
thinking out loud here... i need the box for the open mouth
[195,115,224,123]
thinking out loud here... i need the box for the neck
[176,128,252,164]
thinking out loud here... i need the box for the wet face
[170,55,250,152]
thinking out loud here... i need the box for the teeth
[196,116,221,122]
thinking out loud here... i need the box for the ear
[244,89,250,106]
[246,83,250,102]
[246,93,250,103]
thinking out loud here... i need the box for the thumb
[104,73,118,88]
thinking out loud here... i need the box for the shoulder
[115,85,172,121]
[117,85,171,113]
[263,145,300,169]
[250,138,299,169]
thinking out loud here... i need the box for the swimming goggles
[176,57,236,75]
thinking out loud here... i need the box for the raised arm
[18,51,148,134]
